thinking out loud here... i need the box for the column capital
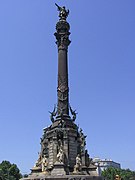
[54,21,71,49]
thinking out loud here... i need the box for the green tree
[0,161,22,180]
[23,174,28,178]
[102,167,135,180]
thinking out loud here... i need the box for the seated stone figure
[73,154,82,173]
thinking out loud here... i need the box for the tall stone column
[54,5,71,116]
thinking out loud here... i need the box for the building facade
[93,158,121,176]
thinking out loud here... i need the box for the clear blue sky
[0,0,135,174]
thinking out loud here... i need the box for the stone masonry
[20,4,103,180]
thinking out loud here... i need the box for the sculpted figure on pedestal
[85,150,91,167]
[79,128,87,153]
[74,154,82,173]
[57,146,64,163]
[41,155,48,172]
[34,152,42,168]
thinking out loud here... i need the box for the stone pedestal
[21,175,103,180]
[31,166,42,173]
[51,162,66,176]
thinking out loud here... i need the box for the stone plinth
[31,166,42,173]
[21,175,103,180]
[51,162,66,176]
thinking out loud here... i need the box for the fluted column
[54,6,71,116]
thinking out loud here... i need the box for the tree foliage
[102,167,135,180]
[0,161,22,180]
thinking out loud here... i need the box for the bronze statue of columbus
[55,3,69,21]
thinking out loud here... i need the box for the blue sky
[0,0,135,174]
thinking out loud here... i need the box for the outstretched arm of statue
[55,3,61,11]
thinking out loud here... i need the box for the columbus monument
[21,4,102,180]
